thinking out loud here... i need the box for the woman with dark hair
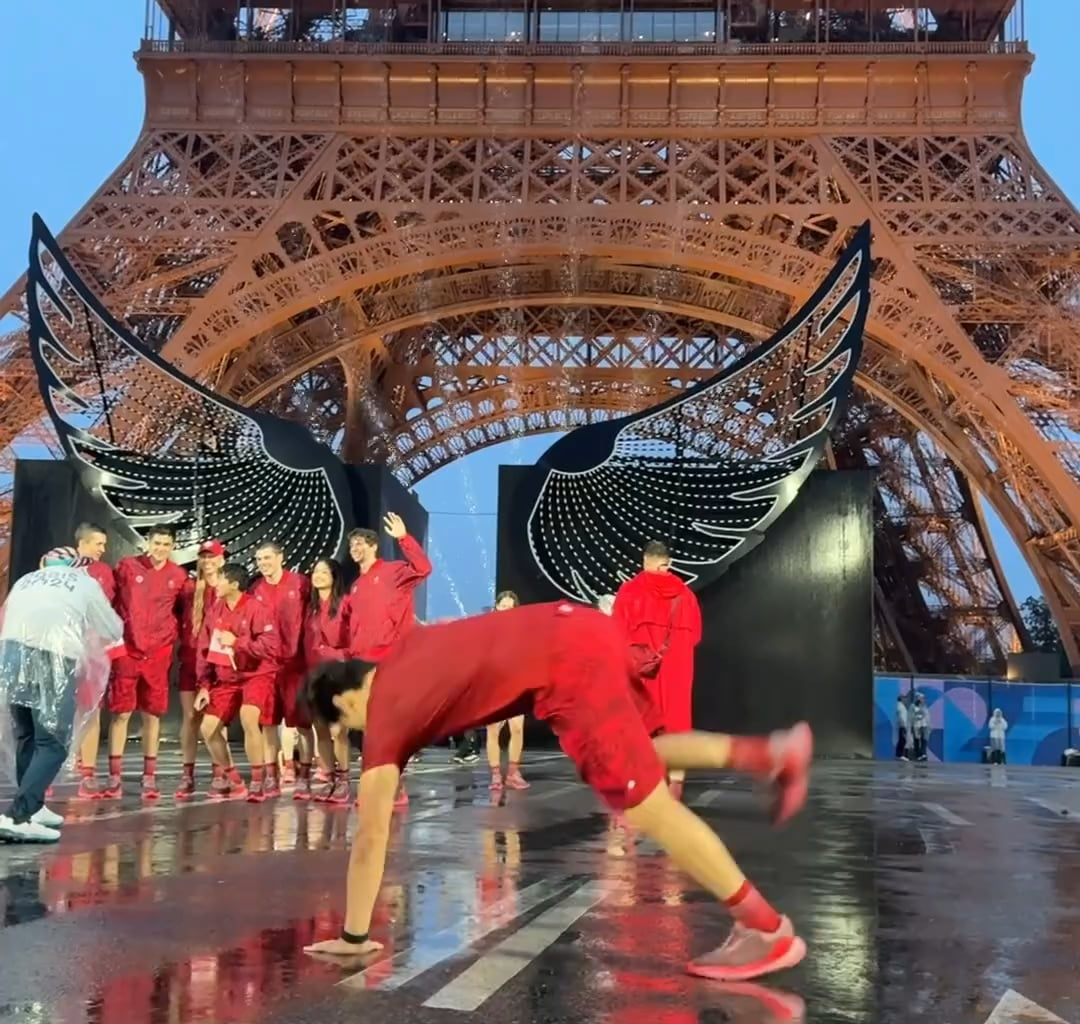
[304,558,352,803]
[485,590,529,790]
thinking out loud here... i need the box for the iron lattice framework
[1,29,1078,673]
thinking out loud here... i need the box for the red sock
[298,762,311,779]
[265,763,278,781]
[728,737,775,776]
[108,755,122,778]
[251,765,265,787]
[227,766,243,786]
[143,756,157,778]
[80,764,95,780]
[725,881,782,933]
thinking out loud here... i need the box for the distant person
[988,708,1008,765]
[895,694,910,761]
[0,547,124,842]
[485,590,529,791]
[613,540,702,799]
[909,693,929,762]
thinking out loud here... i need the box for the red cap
[198,539,226,557]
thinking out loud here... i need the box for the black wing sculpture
[26,214,352,569]
[516,222,872,604]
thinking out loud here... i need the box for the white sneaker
[0,814,60,844]
[31,805,64,829]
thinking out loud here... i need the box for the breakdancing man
[302,600,812,981]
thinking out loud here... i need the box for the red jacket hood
[635,569,689,599]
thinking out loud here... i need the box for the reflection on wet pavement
[1,752,1078,1024]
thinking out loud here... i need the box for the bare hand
[383,512,407,540]
[194,688,210,712]
[217,630,237,646]
[303,937,384,958]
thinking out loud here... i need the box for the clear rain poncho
[0,565,125,783]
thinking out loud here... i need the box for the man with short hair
[302,601,812,981]
[71,521,116,800]
[102,525,186,800]
[0,547,124,841]
[195,563,279,802]
[345,513,432,804]
[613,539,702,799]
[250,541,309,798]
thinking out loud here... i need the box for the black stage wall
[497,467,874,757]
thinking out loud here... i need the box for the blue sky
[0,2,1073,618]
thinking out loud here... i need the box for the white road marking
[983,988,1068,1023]
[423,880,613,1011]
[1028,797,1074,818]
[921,802,972,827]
[340,876,576,991]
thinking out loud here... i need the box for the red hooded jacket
[345,534,431,661]
[249,570,309,672]
[303,595,350,667]
[114,555,186,658]
[613,569,701,734]
[196,593,280,687]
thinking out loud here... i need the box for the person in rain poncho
[988,708,1008,764]
[0,547,124,843]
[909,692,930,762]
[895,694,910,761]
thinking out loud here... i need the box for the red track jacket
[196,593,280,687]
[114,555,186,658]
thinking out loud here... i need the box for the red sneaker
[247,782,266,803]
[293,777,311,801]
[489,768,503,790]
[228,781,249,801]
[328,777,351,805]
[393,787,409,809]
[141,775,161,801]
[74,777,99,801]
[175,778,196,801]
[282,765,296,786]
[209,777,230,802]
[686,916,806,982]
[263,776,282,800]
[769,723,813,826]
[99,776,123,800]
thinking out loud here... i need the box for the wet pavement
[1,751,1078,1024]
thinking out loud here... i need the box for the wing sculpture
[517,222,872,603]
[26,215,352,569]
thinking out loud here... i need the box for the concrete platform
[1,752,1078,1024]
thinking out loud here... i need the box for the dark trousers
[454,731,478,756]
[912,730,927,760]
[6,705,67,824]
[895,728,908,758]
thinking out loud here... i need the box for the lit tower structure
[0,0,1077,674]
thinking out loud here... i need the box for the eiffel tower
[1,0,1076,674]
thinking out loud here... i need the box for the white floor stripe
[692,789,723,807]
[340,876,575,991]
[1028,797,1074,818]
[918,826,953,855]
[423,880,612,1011]
[921,802,972,827]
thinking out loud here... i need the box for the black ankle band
[341,930,369,944]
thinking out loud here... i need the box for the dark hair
[309,557,346,617]
[304,659,376,724]
[147,524,176,541]
[495,590,519,608]
[255,541,283,556]
[643,540,670,559]
[74,522,107,543]
[348,528,378,547]
[220,563,250,590]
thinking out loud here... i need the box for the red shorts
[177,651,199,693]
[280,669,311,729]
[259,672,283,728]
[108,647,173,716]
[207,674,276,725]
[536,606,666,812]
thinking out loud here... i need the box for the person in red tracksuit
[71,521,116,800]
[175,539,227,799]
[103,524,186,801]
[195,563,280,802]
[344,511,432,807]
[304,557,351,804]
[250,541,310,799]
